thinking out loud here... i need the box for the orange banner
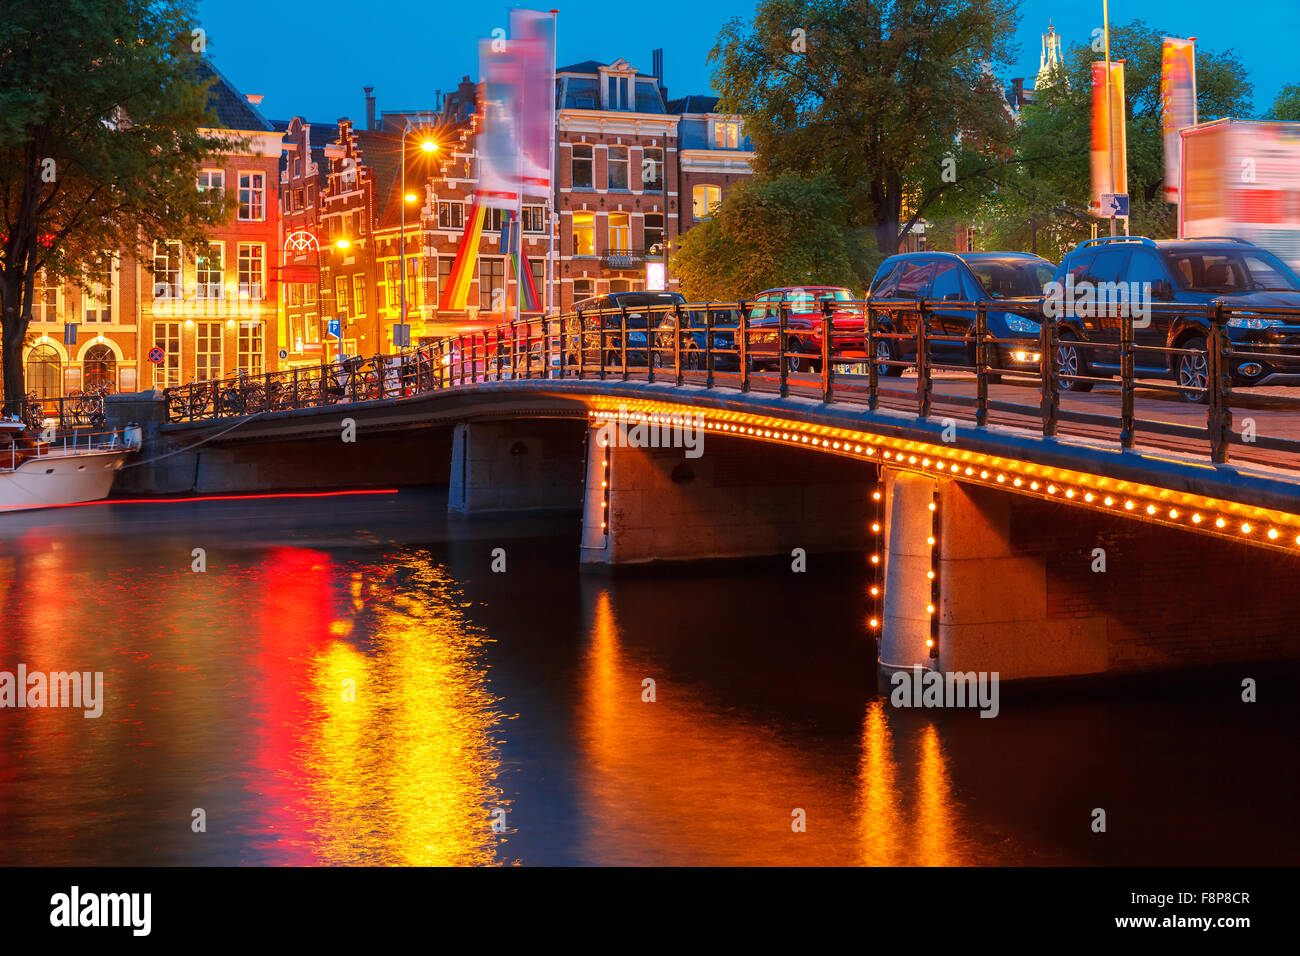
[1161,38,1197,203]
[1090,60,1128,216]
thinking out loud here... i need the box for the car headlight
[1005,316,1041,334]
[1227,316,1283,329]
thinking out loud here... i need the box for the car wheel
[875,337,904,378]
[1055,333,1094,392]
[1177,336,1210,404]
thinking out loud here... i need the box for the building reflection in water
[248,548,507,866]
[577,582,986,866]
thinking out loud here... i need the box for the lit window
[238,323,263,375]
[573,212,595,256]
[84,257,114,322]
[692,184,721,221]
[352,275,367,317]
[479,257,505,312]
[237,243,264,300]
[196,243,224,300]
[437,201,465,229]
[238,172,265,221]
[713,121,740,149]
[608,213,630,254]
[152,242,182,300]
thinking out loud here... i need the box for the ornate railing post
[1038,316,1058,437]
[619,304,629,381]
[1119,308,1135,448]
[778,302,790,398]
[820,298,833,403]
[1208,301,1232,464]
[705,303,715,389]
[738,300,750,393]
[974,301,989,427]
[867,302,879,412]
[646,306,657,384]
[673,302,684,386]
[916,298,931,418]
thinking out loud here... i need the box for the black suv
[1048,236,1300,401]
[567,291,686,367]
[867,252,1056,374]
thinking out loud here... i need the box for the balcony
[599,248,662,269]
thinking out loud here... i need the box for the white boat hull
[0,448,129,513]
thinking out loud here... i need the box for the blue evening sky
[196,0,1297,124]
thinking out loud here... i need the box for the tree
[672,173,861,299]
[710,0,1021,278]
[0,0,234,414]
[976,21,1254,262]
[1270,83,1300,122]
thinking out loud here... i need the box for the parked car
[653,304,742,371]
[567,291,686,367]
[865,251,1056,376]
[746,286,859,372]
[1048,236,1300,402]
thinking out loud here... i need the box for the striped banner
[439,202,487,311]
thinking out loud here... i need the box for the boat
[1,418,139,513]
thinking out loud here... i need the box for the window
[692,184,721,221]
[644,214,664,256]
[196,322,222,381]
[929,262,963,300]
[522,205,546,232]
[642,148,663,191]
[603,74,632,110]
[82,344,116,390]
[335,276,351,318]
[897,261,936,297]
[84,258,114,322]
[714,121,740,149]
[25,344,61,398]
[479,257,505,312]
[608,213,630,254]
[529,259,546,311]
[198,169,225,204]
[437,200,465,230]
[573,212,595,256]
[607,146,629,190]
[237,243,264,300]
[384,260,401,311]
[238,324,263,375]
[31,270,59,322]
[152,241,182,299]
[352,275,367,317]
[154,322,181,388]
[238,171,265,221]
[572,279,594,303]
[571,144,593,189]
[484,208,506,233]
[609,279,632,293]
[405,257,420,311]
[196,243,224,299]
[438,258,452,306]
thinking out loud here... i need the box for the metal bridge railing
[161,298,1300,467]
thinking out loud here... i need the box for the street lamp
[400,124,440,341]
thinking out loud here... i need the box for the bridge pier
[878,469,938,673]
[448,420,584,516]
[580,425,873,569]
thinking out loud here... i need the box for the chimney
[364,87,376,131]
[651,49,666,104]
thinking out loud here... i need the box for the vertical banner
[1162,38,1197,204]
[511,8,556,196]
[1090,60,1128,216]
[477,38,521,210]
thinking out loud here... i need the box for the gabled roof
[355,129,406,228]
[557,59,651,77]
[194,59,275,132]
[667,95,720,115]
[271,118,338,150]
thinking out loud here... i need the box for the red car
[745,286,861,372]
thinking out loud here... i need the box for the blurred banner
[476,38,520,210]
[512,8,555,195]
[1161,38,1197,204]
[1090,61,1128,217]
[476,10,555,210]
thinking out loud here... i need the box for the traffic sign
[278,349,288,360]
[1099,193,1130,217]
[147,346,165,365]
[63,322,78,346]
[326,318,341,339]
[392,323,411,348]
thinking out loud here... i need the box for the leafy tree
[0,0,234,413]
[1270,83,1300,122]
[976,21,1253,262]
[710,0,1021,279]
[672,174,861,299]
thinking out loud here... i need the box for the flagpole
[1103,0,1116,237]
[548,10,558,318]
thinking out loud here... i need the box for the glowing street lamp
[335,238,351,250]
[400,125,441,334]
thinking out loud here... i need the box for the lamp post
[400,124,439,348]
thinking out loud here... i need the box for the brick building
[22,60,281,397]
[667,94,754,234]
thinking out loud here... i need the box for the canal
[0,488,1295,865]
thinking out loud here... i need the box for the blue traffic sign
[327,318,341,339]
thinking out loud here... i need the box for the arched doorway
[83,343,116,391]
[25,344,61,398]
